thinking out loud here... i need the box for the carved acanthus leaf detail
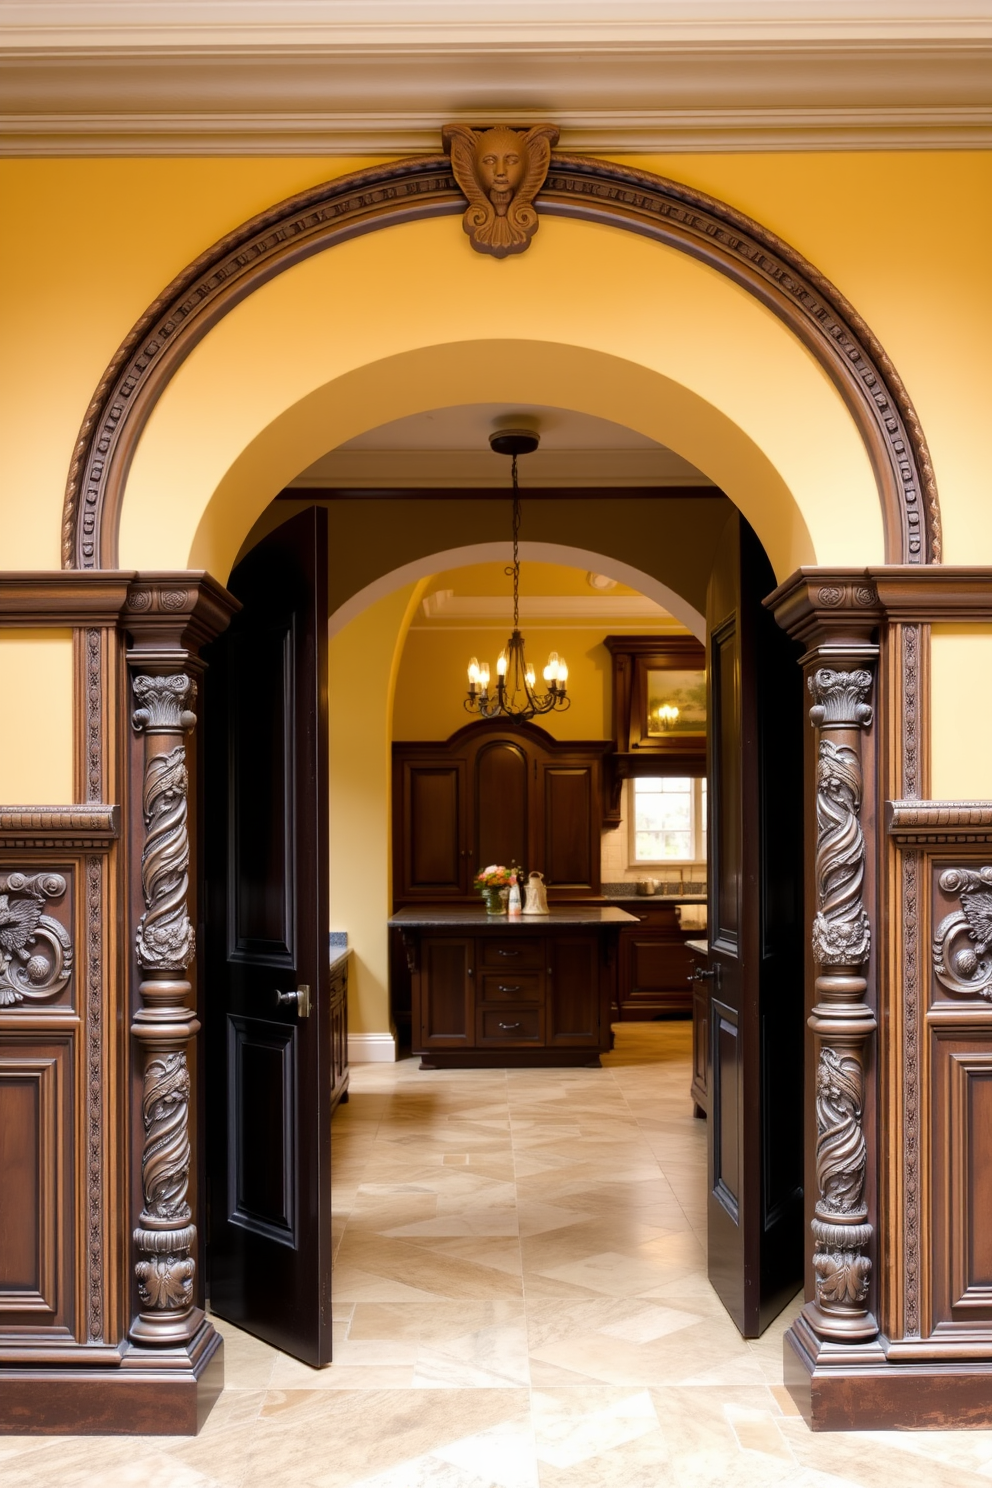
[132,673,197,734]
[135,1254,195,1311]
[0,872,73,1007]
[136,746,195,971]
[808,668,873,728]
[933,866,992,1000]
[812,741,871,967]
[814,1048,867,1219]
[141,1052,192,1222]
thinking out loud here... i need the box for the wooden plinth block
[785,1315,992,1431]
[0,1319,223,1436]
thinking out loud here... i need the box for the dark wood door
[474,739,529,873]
[705,512,805,1337]
[204,505,333,1366]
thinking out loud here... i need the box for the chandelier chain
[506,454,521,629]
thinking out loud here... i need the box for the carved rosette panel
[0,871,73,1008]
[933,867,992,1000]
[806,666,878,1342]
[130,672,200,1345]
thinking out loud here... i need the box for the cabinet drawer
[478,937,544,970]
[476,1006,544,1045]
[478,972,543,1004]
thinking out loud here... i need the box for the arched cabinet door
[473,739,529,876]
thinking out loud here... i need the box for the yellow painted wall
[328,580,423,1040]
[1,151,990,809]
[931,626,992,799]
[0,633,73,804]
[395,626,613,742]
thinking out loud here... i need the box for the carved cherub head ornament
[442,123,559,258]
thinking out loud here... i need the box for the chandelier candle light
[465,428,570,723]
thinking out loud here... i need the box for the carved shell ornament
[934,866,992,999]
[443,123,559,258]
[0,872,73,1007]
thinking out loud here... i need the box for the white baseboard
[348,1032,397,1064]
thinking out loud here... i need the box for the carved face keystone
[475,131,526,209]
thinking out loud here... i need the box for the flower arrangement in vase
[474,864,522,915]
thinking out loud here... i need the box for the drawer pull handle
[497,949,520,957]
[498,1021,523,1031]
[498,984,522,993]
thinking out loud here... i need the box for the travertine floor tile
[8,1024,988,1488]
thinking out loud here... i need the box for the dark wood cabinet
[397,760,468,898]
[393,722,609,904]
[419,937,473,1048]
[604,900,699,1019]
[547,932,601,1047]
[329,953,350,1112]
[603,635,707,827]
[395,912,630,1068]
[687,942,710,1118]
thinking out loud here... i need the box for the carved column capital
[808,668,874,729]
[132,673,197,735]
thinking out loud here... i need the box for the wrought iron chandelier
[465,429,570,723]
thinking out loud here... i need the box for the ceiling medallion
[442,123,559,259]
[465,429,569,724]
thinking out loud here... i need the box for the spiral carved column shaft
[805,666,879,1344]
[129,672,201,1347]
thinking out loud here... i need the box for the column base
[786,1311,992,1430]
[0,1315,223,1436]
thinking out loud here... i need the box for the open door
[204,506,332,1365]
[705,512,805,1337]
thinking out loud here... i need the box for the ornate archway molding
[63,147,939,571]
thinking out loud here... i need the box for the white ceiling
[291,404,715,488]
[2,2,989,155]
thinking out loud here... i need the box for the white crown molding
[420,589,671,620]
[1,30,990,155]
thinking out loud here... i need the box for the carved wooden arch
[62,150,940,570]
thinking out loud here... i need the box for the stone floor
[6,1023,992,1486]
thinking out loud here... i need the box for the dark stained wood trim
[276,485,726,501]
[886,801,992,844]
[768,567,992,631]
[0,805,119,846]
[0,574,132,625]
[60,151,938,570]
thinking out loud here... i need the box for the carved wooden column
[129,672,200,1345]
[804,666,878,1342]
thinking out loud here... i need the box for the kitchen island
[389,906,637,1068]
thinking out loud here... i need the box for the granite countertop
[328,945,351,974]
[600,893,707,904]
[685,939,709,955]
[388,906,638,928]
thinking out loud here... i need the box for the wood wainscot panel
[0,816,119,1380]
[0,1035,73,1332]
[930,1027,992,1330]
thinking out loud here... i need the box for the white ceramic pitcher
[522,871,550,915]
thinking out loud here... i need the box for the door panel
[543,767,596,890]
[419,938,473,1047]
[402,764,466,896]
[475,741,528,872]
[705,513,805,1337]
[205,505,332,1367]
[547,933,601,1047]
